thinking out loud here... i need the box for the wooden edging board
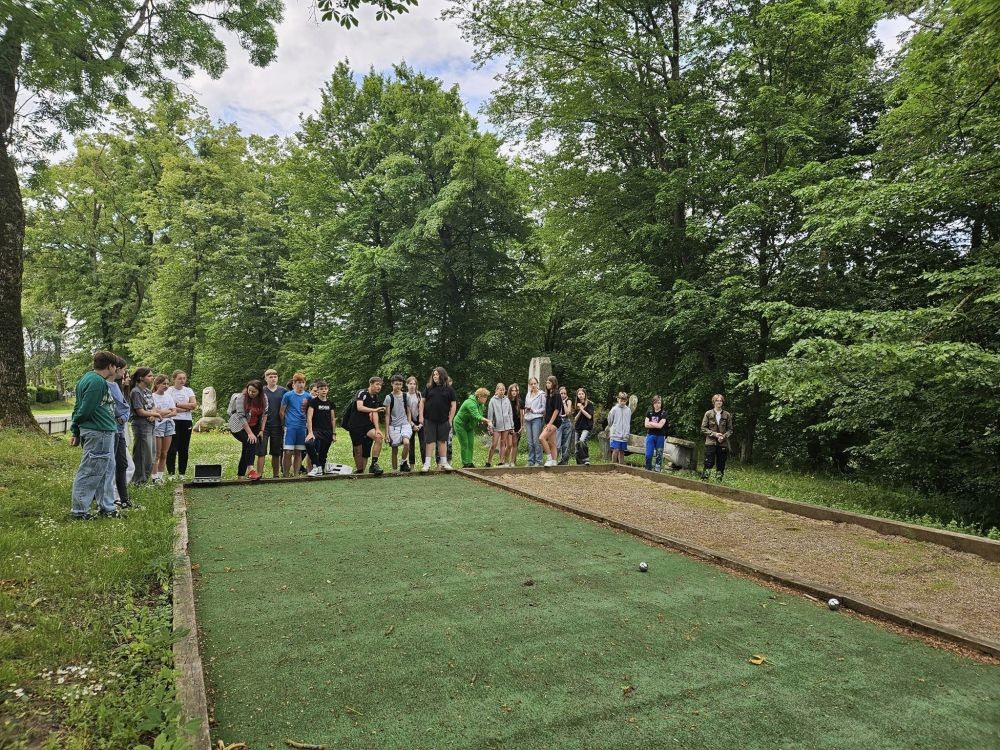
[172,486,213,750]
[458,467,1000,659]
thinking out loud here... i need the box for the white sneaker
[421,460,430,473]
[325,463,336,473]
[308,466,324,477]
[544,459,557,467]
[441,461,453,472]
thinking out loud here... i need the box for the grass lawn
[31,400,75,417]
[0,430,179,749]
[188,475,1000,750]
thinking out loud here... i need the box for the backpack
[340,389,365,429]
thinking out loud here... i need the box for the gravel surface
[491,471,1000,644]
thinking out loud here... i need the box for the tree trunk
[0,29,36,429]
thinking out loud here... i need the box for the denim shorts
[154,419,176,438]
[610,439,628,451]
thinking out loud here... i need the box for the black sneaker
[70,513,95,521]
[369,461,384,476]
[400,461,411,473]
[701,471,710,481]
[98,509,122,519]
[484,462,492,468]
[117,500,135,509]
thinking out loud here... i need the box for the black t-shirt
[646,408,667,437]
[544,392,563,428]
[349,388,380,431]
[308,397,334,434]
[422,384,457,424]
[510,396,523,430]
[575,401,594,432]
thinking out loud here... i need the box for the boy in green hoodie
[69,351,121,519]
[454,388,492,468]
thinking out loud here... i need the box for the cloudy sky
[184,2,912,139]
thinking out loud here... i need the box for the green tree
[279,63,534,395]
[1,0,417,427]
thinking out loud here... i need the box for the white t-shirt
[152,393,175,425]
[168,385,196,421]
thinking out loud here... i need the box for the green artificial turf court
[187,475,999,749]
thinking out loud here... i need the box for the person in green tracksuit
[454,388,492,468]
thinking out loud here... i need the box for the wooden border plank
[173,486,213,750]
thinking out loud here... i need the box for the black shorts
[349,425,374,458]
[256,430,283,457]
[424,420,450,444]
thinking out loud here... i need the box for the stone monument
[193,386,224,432]
[528,356,552,386]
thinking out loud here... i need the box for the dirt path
[491,471,1000,644]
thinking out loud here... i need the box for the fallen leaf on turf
[523,578,535,586]
[384,624,395,636]
[622,685,636,697]
[285,741,325,750]
[749,655,766,665]
[190,564,200,572]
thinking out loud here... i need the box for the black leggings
[167,420,193,474]
[306,433,333,467]
[704,444,729,475]
[232,430,258,477]
[114,433,129,504]
[408,426,426,464]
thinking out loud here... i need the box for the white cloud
[185,0,499,137]
[875,15,914,57]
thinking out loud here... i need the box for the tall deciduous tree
[0,0,417,427]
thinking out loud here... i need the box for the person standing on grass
[106,356,133,508]
[644,395,669,472]
[507,383,524,467]
[151,375,177,484]
[523,377,545,467]
[128,367,157,484]
[165,370,197,480]
[348,376,386,475]
[420,367,457,472]
[607,391,632,466]
[557,385,574,465]
[384,374,414,472]
[305,380,336,477]
[279,373,310,478]
[257,368,287,479]
[405,376,424,469]
[574,388,594,465]
[701,394,734,481]
[68,351,120,520]
[228,379,267,481]
[455,388,492,468]
[538,375,563,467]
[486,383,514,467]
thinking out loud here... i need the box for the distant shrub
[35,387,61,403]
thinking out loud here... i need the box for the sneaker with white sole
[308,466,324,477]
[544,459,557,467]
[421,460,430,473]
[441,462,453,472]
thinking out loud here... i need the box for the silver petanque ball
[828,597,841,611]
[639,562,648,572]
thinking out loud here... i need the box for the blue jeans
[558,420,573,463]
[72,429,117,516]
[645,434,665,471]
[525,418,543,466]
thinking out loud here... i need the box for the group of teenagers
[224,365,736,482]
[66,350,736,518]
[66,351,199,519]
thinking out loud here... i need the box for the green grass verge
[189,476,1000,750]
[0,430,180,750]
[31,400,75,416]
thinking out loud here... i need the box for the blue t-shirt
[280,390,310,428]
